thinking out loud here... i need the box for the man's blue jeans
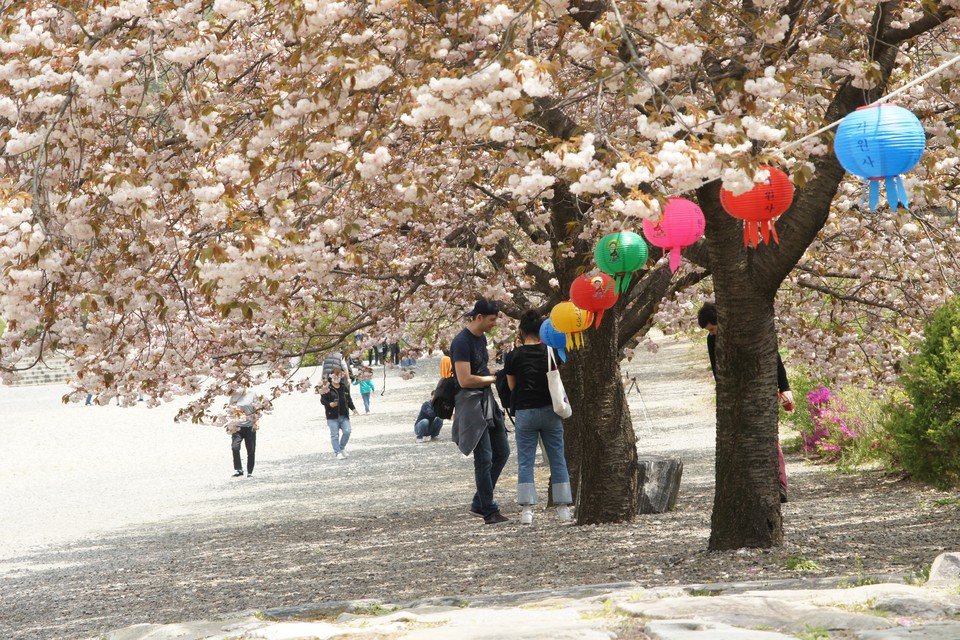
[326,416,351,454]
[470,423,511,516]
[515,406,571,505]
[415,417,443,438]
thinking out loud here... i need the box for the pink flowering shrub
[801,385,864,465]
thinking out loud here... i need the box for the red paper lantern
[569,273,618,328]
[719,166,794,248]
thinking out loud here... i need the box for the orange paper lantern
[719,166,794,248]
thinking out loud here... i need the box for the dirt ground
[2,335,958,640]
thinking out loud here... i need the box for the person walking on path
[451,298,510,525]
[322,351,352,385]
[414,393,444,442]
[698,301,793,502]
[352,366,375,414]
[321,367,359,460]
[227,390,259,478]
[504,309,573,524]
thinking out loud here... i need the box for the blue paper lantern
[539,318,567,362]
[834,104,926,211]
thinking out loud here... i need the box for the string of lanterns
[539,99,932,350]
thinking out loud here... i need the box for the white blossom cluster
[0,0,957,417]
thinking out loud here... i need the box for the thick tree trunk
[698,184,784,550]
[708,292,784,549]
[564,306,638,524]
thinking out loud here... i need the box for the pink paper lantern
[641,198,705,272]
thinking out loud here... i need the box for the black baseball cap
[463,299,500,317]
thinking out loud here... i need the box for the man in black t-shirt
[451,299,510,525]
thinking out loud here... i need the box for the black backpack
[431,376,460,420]
[495,369,515,418]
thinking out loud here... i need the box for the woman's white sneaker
[520,506,534,525]
[556,505,573,521]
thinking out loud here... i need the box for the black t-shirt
[450,328,490,378]
[503,343,553,410]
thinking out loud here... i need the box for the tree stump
[637,456,683,514]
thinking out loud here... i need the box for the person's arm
[454,360,495,389]
[776,353,790,392]
[707,334,717,381]
[346,388,359,414]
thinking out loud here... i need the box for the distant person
[504,309,573,524]
[439,348,454,379]
[322,351,352,385]
[352,366,375,414]
[227,390,259,478]
[414,393,444,443]
[320,366,359,460]
[698,301,793,503]
[451,298,510,525]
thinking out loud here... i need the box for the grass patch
[906,565,930,586]
[797,625,831,640]
[687,588,723,597]
[785,556,821,571]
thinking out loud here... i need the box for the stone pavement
[99,562,960,640]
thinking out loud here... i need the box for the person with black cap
[450,298,511,525]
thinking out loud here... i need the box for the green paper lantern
[594,231,648,294]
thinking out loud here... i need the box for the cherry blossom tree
[1,0,958,545]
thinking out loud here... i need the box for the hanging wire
[778,51,960,154]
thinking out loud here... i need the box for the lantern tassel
[594,309,605,328]
[565,333,573,351]
[868,178,880,212]
[760,220,771,245]
[885,176,900,211]
[770,220,780,244]
[897,176,910,210]
[668,248,682,273]
[619,273,633,294]
[557,347,567,362]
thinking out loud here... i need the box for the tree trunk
[699,184,784,550]
[564,306,639,524]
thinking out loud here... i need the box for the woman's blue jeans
[326,416,351,454]
[514,406,571,505]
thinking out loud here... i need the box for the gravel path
[1,334,958,640]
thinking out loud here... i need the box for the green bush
[884,296,960,489]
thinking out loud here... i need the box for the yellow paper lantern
[550,302,594,350]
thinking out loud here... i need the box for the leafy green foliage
[884,296,960,489]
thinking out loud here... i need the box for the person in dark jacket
[698,301,792,502]
[451,298,510,525]
[414,393,444,443]
[320,366,359,460]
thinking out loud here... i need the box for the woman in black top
[504,309,573,524]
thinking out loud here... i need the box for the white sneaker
[340,449,349,458]
[557,505,573,522]
[416,436,427,443]
[520,507,534,525]
[336,452,347,460]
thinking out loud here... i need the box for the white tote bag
[546,347,573,419]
